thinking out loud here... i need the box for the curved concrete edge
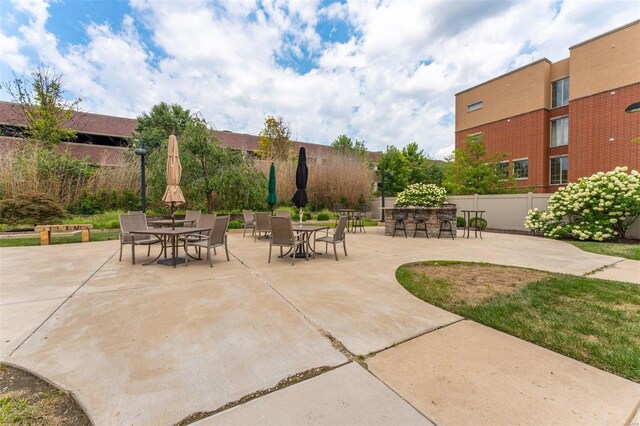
[1,360,95,425]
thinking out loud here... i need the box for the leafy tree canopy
[135,102,192,152]
[376,146,410,196]
[331,134,368,161]
[443,134,516,195]
[376,143,448,195]
[256,116,294,161]
[2,65,81,148]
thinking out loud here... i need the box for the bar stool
[392,209,408,238]
[413,209,430,238]
[437,204,457,240]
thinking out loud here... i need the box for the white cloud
[0,0,638,159]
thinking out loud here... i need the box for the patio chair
[392,209,408,238]
[184,209,201,226]
[185,215,230,267]
[437,204,457,240]
[118,214,161,264]
[181,213,216,257]
[268,216,307,266]
[242,209,256,238]
[254,212,271,241]
[413,209,430,238]
[316,215,348,261]
[351,204,367,233]
[276,210,291,218]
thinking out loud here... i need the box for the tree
[376,146,409,196]
[443,134,516,194]
[331,134,368,161]
[256,116,294,161]
[147,111,267,213]
[135,102,192,152]
[2,65,81,148]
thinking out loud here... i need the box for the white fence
[369,193,640,239]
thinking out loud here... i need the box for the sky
[0,0,638,158]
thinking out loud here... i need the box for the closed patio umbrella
[162,134,185,229]
[291,147,308,224]
[267,162,277,214]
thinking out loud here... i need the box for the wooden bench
[34,224,93,245]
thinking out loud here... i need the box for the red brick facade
[455,82,640,193]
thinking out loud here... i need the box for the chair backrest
[210,215,230,245]
[128,212,148,230]
[128,211,143,215]
[414,209,430,220]
[276,210,291,218]
[197,214,216,232]
[255,212,271,231]
[242,210,254,223]
[119,214,133,233]
[184,210,201,224]
[392,209,408,220]
[438,204,456,221]
[269,216,294,245]
[334,215,348,241]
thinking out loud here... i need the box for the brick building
[455,20,640,193]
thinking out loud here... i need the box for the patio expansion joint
[174,362,353,426]
[6,249,119,358]
[582,258,626,277]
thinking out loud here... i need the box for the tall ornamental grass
[0,146,140,208]
[256,155,374,209]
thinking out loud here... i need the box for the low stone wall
[383,209,457,238]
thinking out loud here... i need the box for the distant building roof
[0,101,382,162]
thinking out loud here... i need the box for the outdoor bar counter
[380,206,457,237]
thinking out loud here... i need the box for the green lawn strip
[396,261,640,382]
[568,240,640,261]
[0,231,120,247]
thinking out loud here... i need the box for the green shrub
[0,192,66,226]
[228,220,243,229]
[291,212,312,221]
[316,213,330,221]
[469,217,487,230]
[395,183,447,207]
[67,189,139,215]
[456,216,465,227]
[525,167,640,240]
[63,210,123,229]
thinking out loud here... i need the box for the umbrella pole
[171,202,176,230]
[299,208,303,226]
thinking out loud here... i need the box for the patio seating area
[1,228,638,425]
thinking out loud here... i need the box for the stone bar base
[383,210,456,238]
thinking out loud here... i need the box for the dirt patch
[410,263,550,305]
[0,364,90,426]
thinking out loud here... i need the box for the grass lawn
[569,240,640,260]
[0,231,120,247]
[396,261,640,382]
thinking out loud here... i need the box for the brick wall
[569,83,640,180]
[454,109,549,192]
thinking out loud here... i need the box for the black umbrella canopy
[291,147,308,208]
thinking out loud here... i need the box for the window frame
[513,158,529,180]
[551,77,569,108]
[550,116,569,147]
[496,161,509,180]
[549,155,568,185]
[467,101,483,112]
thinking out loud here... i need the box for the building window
[550,156,568,185]
[513,159,528,179]
[550,116,568,147]
[496,161,509,179]
[551,77,569,108]
[467,101,483,112]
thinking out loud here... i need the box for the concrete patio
[1,228,639,425]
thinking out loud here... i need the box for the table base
[157,257,186,266]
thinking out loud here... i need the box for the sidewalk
[1,229,638,424]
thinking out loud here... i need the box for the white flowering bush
[395,183,447,207]
[524,167,640,240]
